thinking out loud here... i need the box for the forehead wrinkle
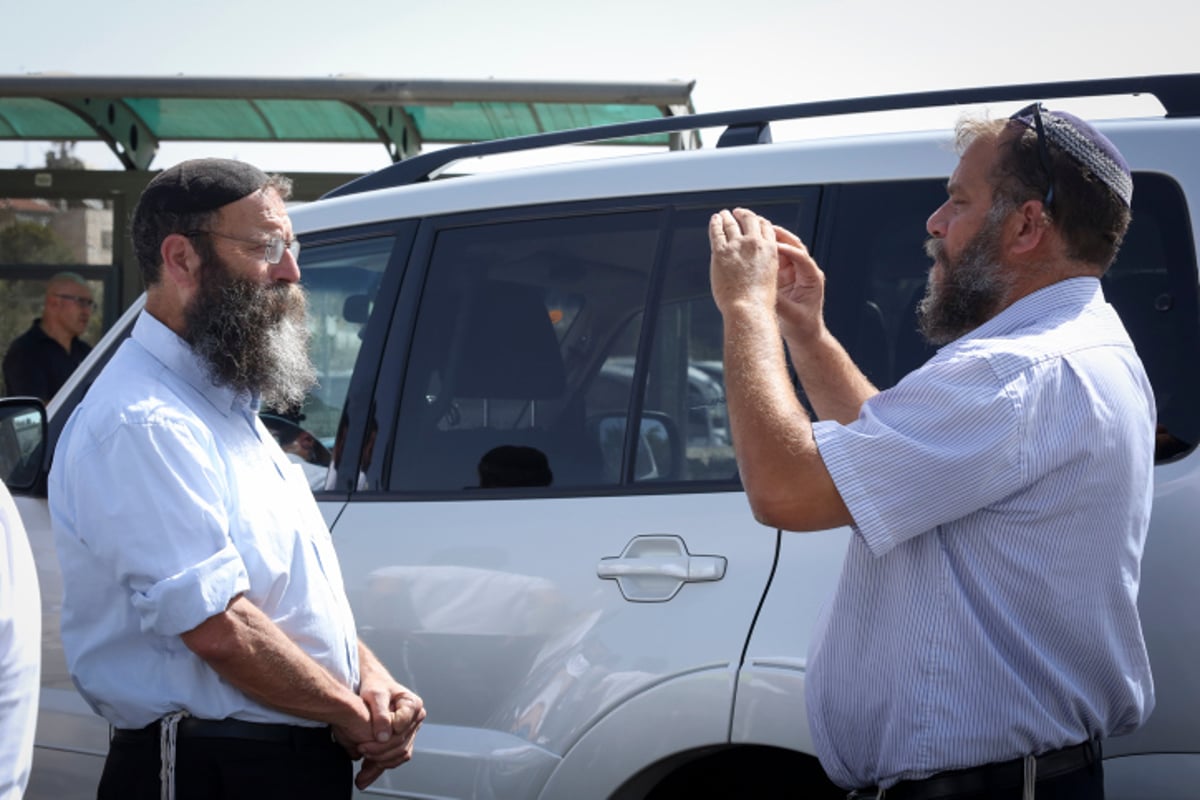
[254,189,292,237]
[218,188,292,238]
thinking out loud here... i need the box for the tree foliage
[0,221,74,265]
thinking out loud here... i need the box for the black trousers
[98,726,353,800]
[874,757,1103,800]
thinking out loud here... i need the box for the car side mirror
[0,398,47,493]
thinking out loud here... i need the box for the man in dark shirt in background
[3,272,95,401]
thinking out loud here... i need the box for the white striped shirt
[807,277,1155,790]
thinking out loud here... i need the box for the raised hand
[709,208,780,314]
[773,224,828,343]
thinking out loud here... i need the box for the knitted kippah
[1009,104,1133,208]
[137,158,269,216]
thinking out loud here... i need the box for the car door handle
[597,535,726,602]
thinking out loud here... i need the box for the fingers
[393,693,426,737]
[709,208,775,244]
[362,686,395,744]
[757,213,776,241]
[356,760,385,790]
[709,211,810,255]
[773,226,817,277]
[777,240,824,280]
[354,688,425,771]
[731,207,762,234]
[777,241,814,267]
[773,225,805,248]
[709,209,734,245]
[396,705,424,742]
[356,728,417,775]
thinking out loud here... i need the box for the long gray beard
[917,207,1013,345]
[184,272,317,412]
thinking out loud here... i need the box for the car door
[324,190,826,798]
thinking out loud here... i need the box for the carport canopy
[0,74,699,170]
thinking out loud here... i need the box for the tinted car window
[388,211,662,492]
[817,180,947,391]
[383,191,818,495]
[633,200,814,484]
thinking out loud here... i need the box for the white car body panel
[330,492,773,798]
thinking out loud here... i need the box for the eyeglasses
[186,230,301,264]
[54,293,97,311]
[1012,102,1056,210]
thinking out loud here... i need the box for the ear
[160,233,203,291]
[1008,200,1051,256]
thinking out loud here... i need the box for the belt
[112,717,334,747]
[847,740,1101,800]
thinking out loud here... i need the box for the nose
[270,247,301,284]
[926,201,949,239]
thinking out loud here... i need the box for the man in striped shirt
[708,106,1152,800]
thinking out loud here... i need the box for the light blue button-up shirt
[50,312,359,729]
[808,277,1155,789]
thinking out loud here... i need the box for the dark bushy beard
[183,255,317,412]
[918,204,1015,345]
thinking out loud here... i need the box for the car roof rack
[321,73,1200,200]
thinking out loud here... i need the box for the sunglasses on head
[1011,102,1056,210]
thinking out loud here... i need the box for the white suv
[4,73,1200,799]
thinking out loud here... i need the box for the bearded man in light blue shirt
[50,158,425,800]
[709,107,1153,800]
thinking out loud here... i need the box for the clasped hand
[333,678,427,790]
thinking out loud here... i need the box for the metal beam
[0,168,359,201]
[49,97,159,170]
[349,103,423,162]
[0,75,697,110]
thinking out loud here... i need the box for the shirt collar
[959,276,1104,343]
[131,312,258,417]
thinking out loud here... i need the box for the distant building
[0,198,113,266]
[47,203,113,266]
[0,197,56,226]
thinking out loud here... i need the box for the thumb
[772,225,805,248]
[778,243,821,282]
[363,690,394,743]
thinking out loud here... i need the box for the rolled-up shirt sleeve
[813,355,1025,556]
[70,413,250,636]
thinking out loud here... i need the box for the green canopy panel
[124,98,382,141]
[411,101,671,144]
[0,97,96,139]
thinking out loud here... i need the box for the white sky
[2,0,1198,174]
